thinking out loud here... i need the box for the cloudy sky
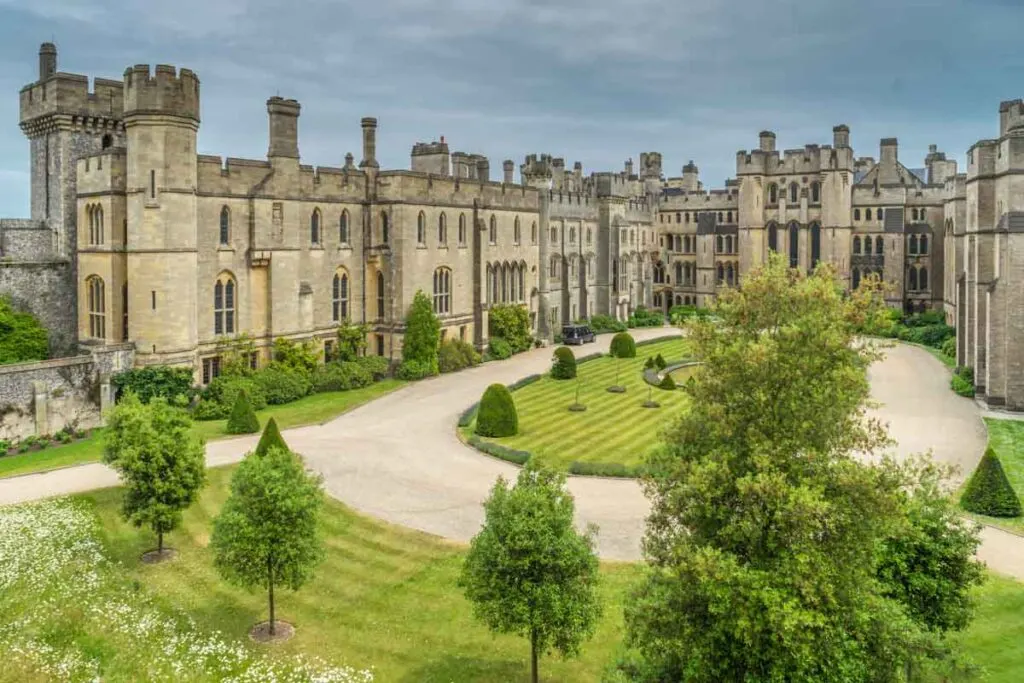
[1,0,1022,216]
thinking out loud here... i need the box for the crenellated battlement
[19,73,124,131]
[123,64,200,123]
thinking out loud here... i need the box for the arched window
[912,208,919,221]
[86,275,105,339]
[865,236,873,255]
[214,273,236,335]
[514,217,521,244]
[486,265,494,304]
[768,184,778,204]
[458,214,467,245]
[438,212,447,245]
[920,234,928,254]
[381,211,389,244]
[877,209,885,222]
[853,236,861,254]
[726,262,734,285]
[674,262,683,283]
[88,204,104,245]
[852,268,861,289]
[549,255,559,278]
[489,215,497,244]
[219,205,230,245]
[788,222,799,268]
[789,183,798,203]
[332,270,350,322]
[716,262,724,284]
[684,213,690,223]
[102,133,113,149]
[768,223,778,252]
[909,234,918,255]
[417,211,426,245]
[716,235,723,253]
[810,223,821,267]
[376,271,385,319]
[811,182,820,203]
[339,210,350,244]
[908,267,918,291]
[854,208,861,221]
[629,229,635,245]
[920,208,926,220]
[586,227,592,245]
[717,211,723,222]
[865,208,872,221]
[920,266,928,290]
[311,208,321,245]
[876,236,884,254]
[433,267,451,314]
[728,211,734,223]
[518,263,525,302]
[531,221,538,244]
[551,227,558,243]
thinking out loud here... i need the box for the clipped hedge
[226,391,260,435]
[468,436,531,465]
[636,336,678,348]
[609,332,637,359]
[961,447,1023,518]
[550,347,577,380]
[587,314,627,334]
[507,374,542,391]
[458,403,479,428]
[475,383,519,437]
[576,352,604,365]
[568,461,646,478]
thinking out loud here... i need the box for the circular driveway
[3,329,1018,576]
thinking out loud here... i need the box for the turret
[681,160,699,192]
[360,117,379,168]
[625,158,634,177]
[520,154,553,189]
[833,124,850,148]
[411,138,450,175]
[266,97,300,159]
[759,131,776,153]
[38,42,57,81]
[502,159,515,183]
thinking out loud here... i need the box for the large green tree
[398,289,441,379]
[211,446,325,636]
[620,254,980,682]
[103,392,207,556]
[459,459,601,683]
[0,296,48,364]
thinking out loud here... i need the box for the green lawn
[0,379,406,479]
[477,339,690,470]
[963,418,1024,534]
[3,465,1020,682]
[76,466,637,682]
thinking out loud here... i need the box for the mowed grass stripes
[78,466,641,682]
[479,339,691,470]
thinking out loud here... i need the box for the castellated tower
[122,64,201,367]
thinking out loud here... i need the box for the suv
[561,323,595,345]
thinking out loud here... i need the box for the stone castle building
[0,43,1019,410]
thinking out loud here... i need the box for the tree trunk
[268,556,275,636]
[158,529,163,554]
[530,627,539,683]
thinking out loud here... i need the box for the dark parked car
[562,324,596,345]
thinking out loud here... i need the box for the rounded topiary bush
[226,390,260,435]
[475,383,519,437]
[550,347,577,380]
[658,373,676,391]
[609,332,636,359]
[961,447,1023,518]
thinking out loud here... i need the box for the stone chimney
[759,131,776,153]
[39,42,57,81]
[503,159,515,183]
[833,124,850,148]
[625,158,634,176]
[880,137,898,166]
[267,97,300,159]
[360,117,379,168]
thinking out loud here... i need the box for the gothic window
[311,208,321,245]
[865,208,872,221]
[811,182,820,203]
[789,183,798,203]
[788,222,799,268]
[854,208,861,221]
[214,273,236,336]
[810,223,821,267]
[852,268,861,289]
[459,214,467,245]
[878,208,885,222]
[376,271,385,319]
[909,234,918,255]
[674,262,682,283]
[514,217,521,244]
[716,235,723,253]
[490,215,497,244]
[684,213,689,223]
[332,269,349,322]
[86,275,105,339]
[726,262,734,285]
[909,267,918,291]
[340,210,350,244]
[438,212,447,245]
[727,211,733,223]
[549,255,559,278]
[417,211,426,245]
[486,265,493,304]
[768,184,778,204]
[717,212,723,222]
[433,267,451,314]
[920,234,928,255]
[865,236,873,255]
[853,236,861,254]
[88,204,104,246]
[768,223,778,252]
[518,263,525,302]
[912,208,919,221]
[219,205,230,245]
[550,227,558,243]
[381,211,389,244]
[716,262,724,284]
[919,266,928,290]
[876,236,884,254]
[676,212,682,223]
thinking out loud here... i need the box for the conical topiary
[644,356,655,370]
[254,417,290,456]
[654,354,667,370]
[658,373,676,391]
[226,390,260,435]
[475,384,519,437]
[961,447,1023,518]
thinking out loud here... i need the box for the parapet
[20,73,125,128]
[123,64,200,123]
[412,140,449,156]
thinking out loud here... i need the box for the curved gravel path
[1,329,1020,578]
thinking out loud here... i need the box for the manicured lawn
[963,418,1024,534]
[476,339,691,470]
[952,574,1024,683]
[77,466,637,682]
[0,379,406,479]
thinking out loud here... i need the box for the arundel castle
[1,44,1021,410]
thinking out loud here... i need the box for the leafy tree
[103,392,207,555]
[335,319,370,361]
[0,295,48,364]
[621,254,973,681]
[272,337,321,376]
[211,446,325,636]
[550,347,577,380]
[459,460,601,683]
[960,447,1022,517]
[489,304,533,353]
[475,383,518,437]
[111,366,194,405]
[399,289,440,378]
[226,390,260,434]
[254,417,289,457]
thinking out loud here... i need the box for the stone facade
[0,43,1021,410]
